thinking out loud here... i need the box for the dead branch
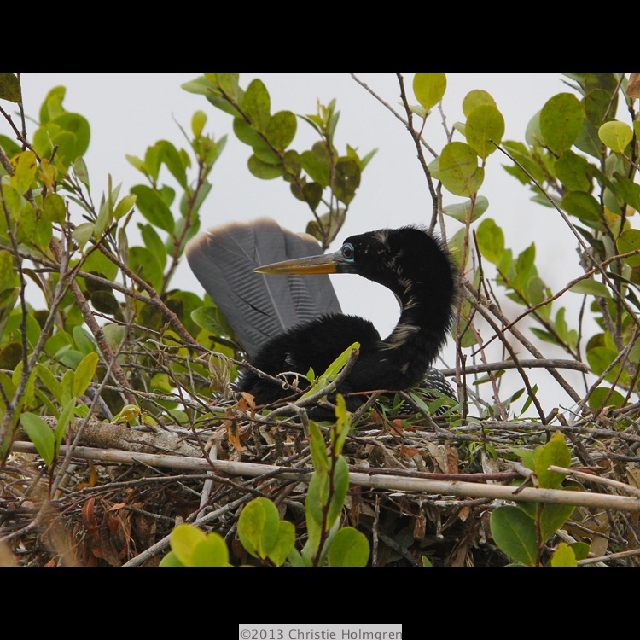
[12,442,640,513]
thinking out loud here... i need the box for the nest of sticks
[3,385,640,568]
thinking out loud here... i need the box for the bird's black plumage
[186,219,457,413]
[184,218,340,360]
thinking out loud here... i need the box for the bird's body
[186,219,457,413]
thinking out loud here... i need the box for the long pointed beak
[254,250,353,275]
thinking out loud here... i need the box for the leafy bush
[1,73,640,567]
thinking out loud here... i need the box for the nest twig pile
[3,393,640,567]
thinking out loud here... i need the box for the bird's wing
[185,217,341,359]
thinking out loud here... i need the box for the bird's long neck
[380,270,454,387]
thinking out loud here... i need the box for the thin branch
[10,442,640,513]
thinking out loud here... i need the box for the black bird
[185,218,457,413]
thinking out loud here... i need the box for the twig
[578,547,640,566]
[122,493,252,567]
[11,442,640,512]
[440,359,588,376]
[548,465,640,498]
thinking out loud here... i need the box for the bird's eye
[341,243,355,261]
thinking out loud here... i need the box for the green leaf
[539,501,576,543]
[442,195,489,223]
[114,193,137,221]
[334,157,360,204]
[73,325,96,356]
[327,527,370,567]
[130,184,175,233]
[306,470,328,527]
[233,117,268,152]
[308,421,329,473]
[10,151,38,195]
[302,182,323,211]
[513,243,536,289]
[462,90,497,116]
[617,229,640,267]
[190,532,231,567]
[54,398,75,451]
[0,252,18,293]
[570,541,591,561]
[73,223,94,251]
[190,305,231,335]
[82,242,119,281]
[539,93,584,156]
[0,134,21,160]
[21,412,55,466]
[0,73,21,103]
[598,120,633,153]
[73,351,98,398]
[159,551,184,567]
[167,523,231,567]
[574,118,602,158]
[36,363,62,404]
[101,323,125,352]
[125,153,146,174]
[265,110,296,150]
[550,542,578,567]
[38,113,90,167]
[287,548,309,567]
[612,174,640,212]
[268,521,296,567]
[39,85,66,124]
[554,151,594,192]
[413,73,446,111]
[129,246,163,291]
[43,193,67,224]
[587,344,618,378]
[569,278,611,297]
[327,456,349,527]
[168,523,206,565]
[237,497,280,559]
[476,218,504,264]
[561,191,604,230]
[24,201,53,249]
[490,505,537,566]
[588,386,625,410]
[247,154,282,179]
[182,76,218,98]
[72,156,90,190]
[436,142,484,197]
[160,140,188,189]
[301,342,360,400]
[535,432,571,490]
[332,394,351,457]
[139,223,167,272]
[301,143,331,187]
[465,104,505,159]
[241,79,271,132]
[192,110,207,138]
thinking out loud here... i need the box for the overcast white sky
[8,73,609,413]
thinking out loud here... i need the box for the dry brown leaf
[413,513,427,540]
[444,443,459,474]
[81,497,98,534]
[425,441,448,473]
[226,422,246,452]
[626,73,640,99]
[625,464,640,489]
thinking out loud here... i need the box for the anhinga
[185,218,457,413]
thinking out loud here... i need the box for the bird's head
[255,225,456,304]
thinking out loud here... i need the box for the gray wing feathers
[185,217,341,359]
